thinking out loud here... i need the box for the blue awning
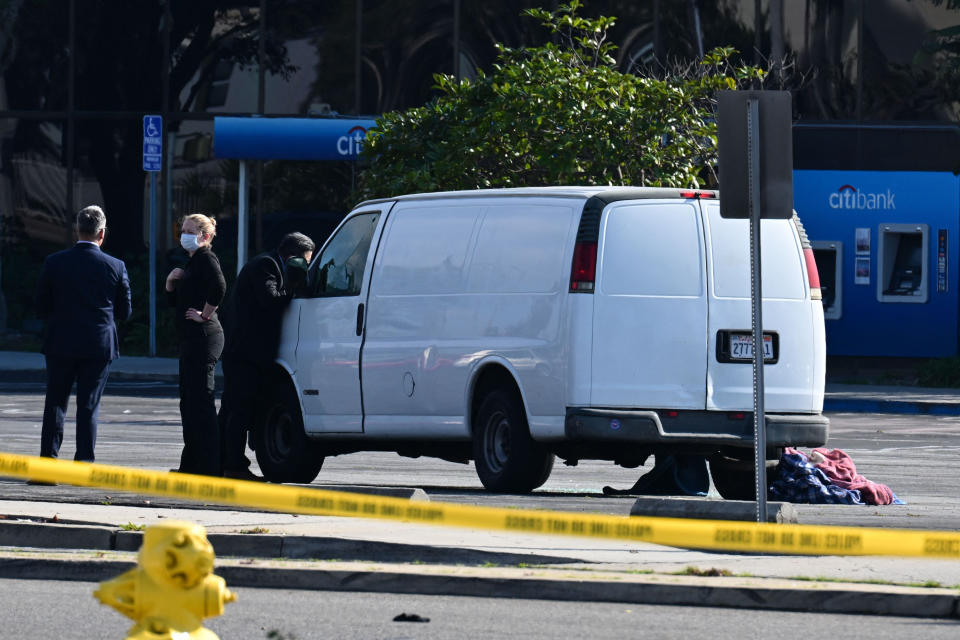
[213,117,377,161]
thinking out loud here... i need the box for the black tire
[708,453,778,501]
[472,389,554,492]
[254,382,324,484]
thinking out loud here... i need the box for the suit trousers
[219,355,262,472]
[177,329,224,476]
[41,355,111,462]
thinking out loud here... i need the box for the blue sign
[143,115,163,172]
[213,117,377,161]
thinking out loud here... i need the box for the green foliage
[359,2,765,199]
[918,356,960,388]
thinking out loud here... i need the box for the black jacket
[221,251,294,363]
[168,246,226,340]
[36,242,132,360]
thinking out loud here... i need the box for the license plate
[729,333,774,361]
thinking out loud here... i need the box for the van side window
[304,212,380,298]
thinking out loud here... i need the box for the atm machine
[793,170,959,357]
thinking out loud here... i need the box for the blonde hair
[182,213,217,239]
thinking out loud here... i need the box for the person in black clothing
[219,232,315,481]
[166,213,227,476]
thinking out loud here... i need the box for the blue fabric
[769,450,865,505]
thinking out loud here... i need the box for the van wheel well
[254,365,324,484]
[470,365,523,434]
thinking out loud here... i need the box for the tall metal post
[148,173,158,356]
[237,160,248,275]
[747,98,767,522]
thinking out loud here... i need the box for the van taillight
[570,241,597,293]
[803,247,822,301]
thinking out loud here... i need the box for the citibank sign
[337,125,367,156]
[828,184,896,210]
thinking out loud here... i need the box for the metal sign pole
[143,115,163,358]
[747,98,767,522]
[149,173,157,357]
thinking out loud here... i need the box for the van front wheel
[473,390,553,493]
[255,384,324,484]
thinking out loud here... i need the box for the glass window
[0,117,69,337]
[707,205,805,300]
[599,203,703,297]
[468,204,574,294]
[372,205,480,296]
[1,3,69,111]
[306,211,379,297]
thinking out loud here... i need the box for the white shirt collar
[76,240,100,247]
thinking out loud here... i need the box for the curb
[630,498,798,523]
[823,398,960,415]
[1,554,956,619]
[0,521,579,566]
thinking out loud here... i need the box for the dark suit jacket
[35,242,132,361]
[222,251,294,364]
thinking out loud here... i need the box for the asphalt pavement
[1,350,959,620]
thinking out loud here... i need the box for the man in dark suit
[219,232,314,480]
[34,205,132,469]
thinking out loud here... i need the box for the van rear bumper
[564,408,828,448]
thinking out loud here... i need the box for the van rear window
[598,203,703,297]
[707,206,805,300]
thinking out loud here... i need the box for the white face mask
[180,233,200,252]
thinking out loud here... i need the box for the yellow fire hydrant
[94,521,236,640]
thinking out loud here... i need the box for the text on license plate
[729,334,774,360]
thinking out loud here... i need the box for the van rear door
[590,200,708,409]
[703,203,818,412]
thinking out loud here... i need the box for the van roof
[355,186,716,208]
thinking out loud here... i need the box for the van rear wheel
[255,383,324,484]
[473,389,553,492]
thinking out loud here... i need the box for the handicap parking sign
[143,115,162,172]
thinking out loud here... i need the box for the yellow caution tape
[3,452,959,559]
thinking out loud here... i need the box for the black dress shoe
[223,468,265,482]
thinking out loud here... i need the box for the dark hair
[278,232,315,259]
[76,205,106,236]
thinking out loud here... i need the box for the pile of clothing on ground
[769,447,904,505]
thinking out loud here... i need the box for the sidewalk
[0,498,957,618]
[4,350,960,414]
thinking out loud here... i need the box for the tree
[359,1,764,199]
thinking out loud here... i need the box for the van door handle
[356,303,365,336]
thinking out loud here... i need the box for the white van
[254,187,828,498]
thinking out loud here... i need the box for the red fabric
[811,448,895,505]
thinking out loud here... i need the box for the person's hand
[185,307,206,323]
[165,268,185,291]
